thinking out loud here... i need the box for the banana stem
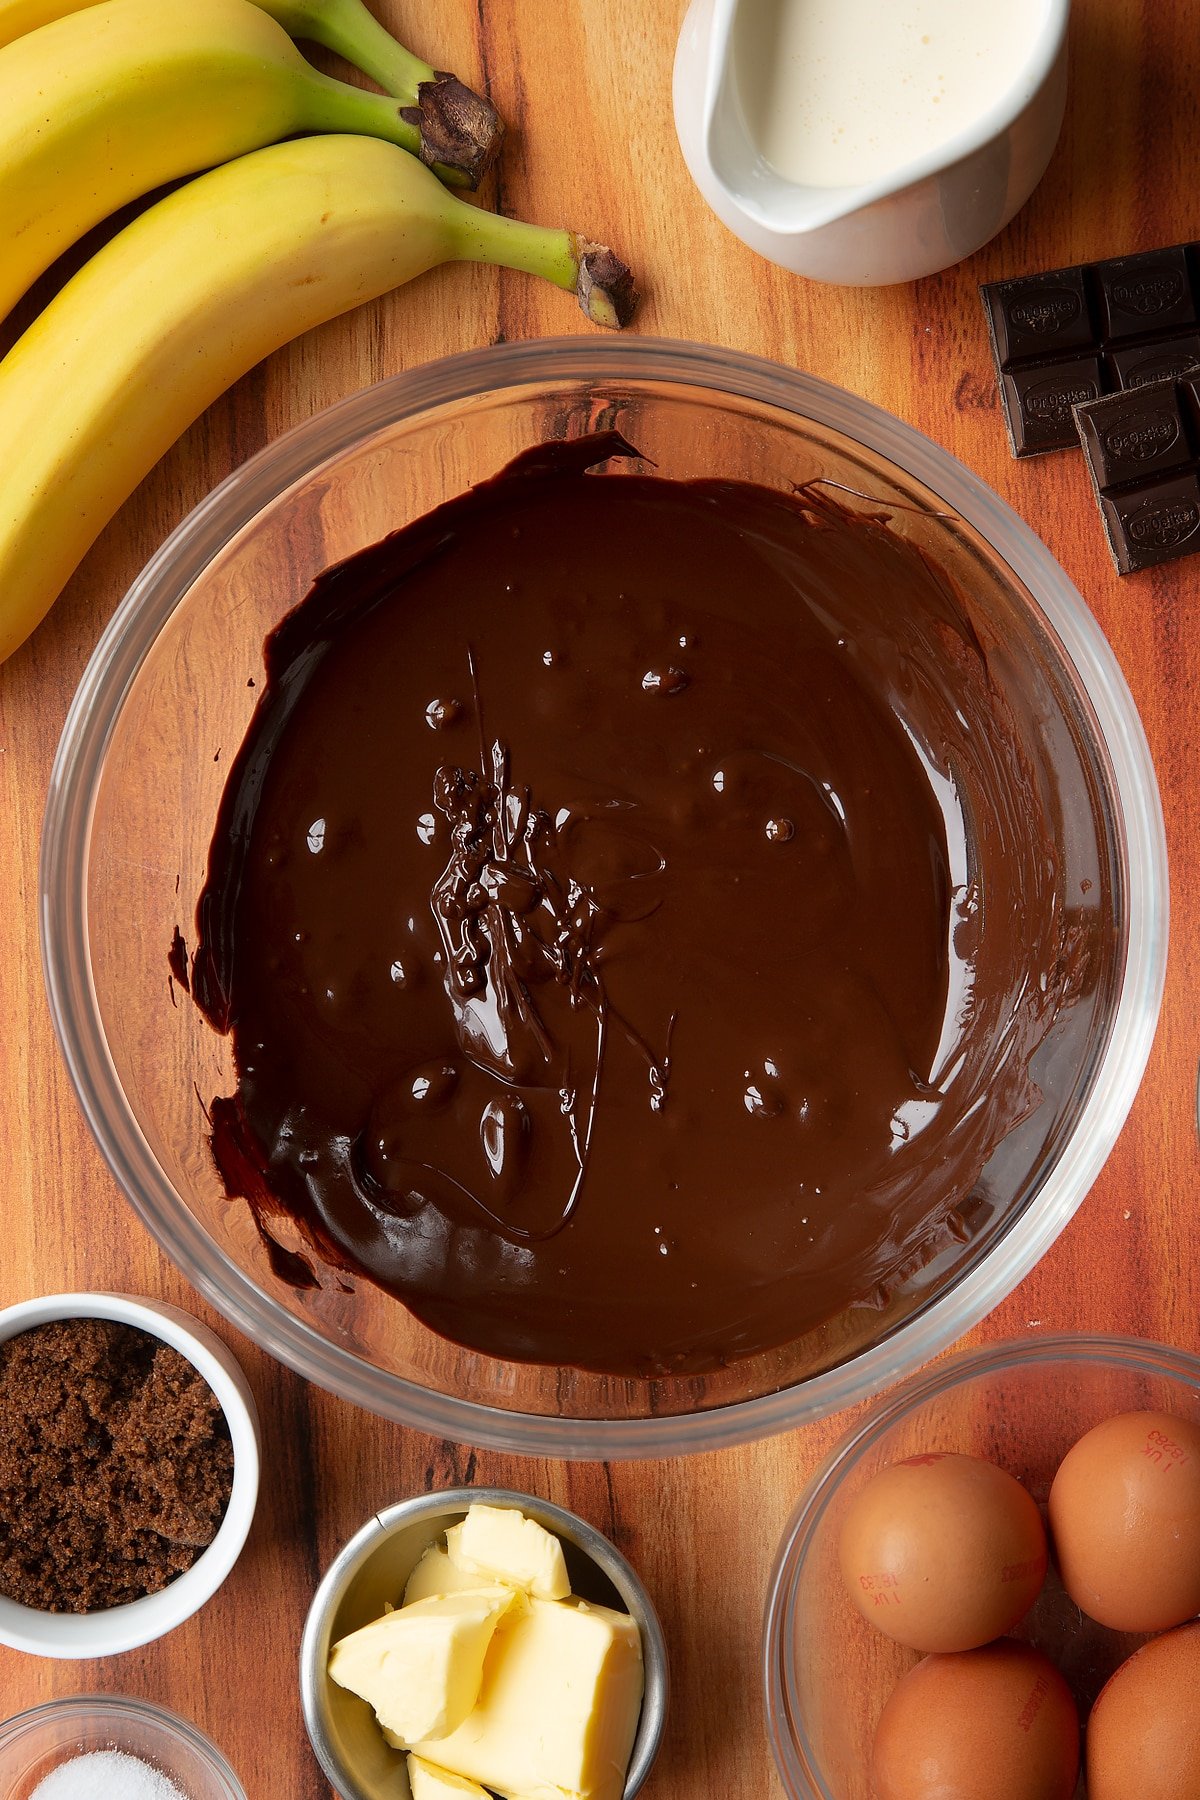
[304,65,422,159]
[449,205,638,330]
[263,0,431,96]
[261,0,503,188]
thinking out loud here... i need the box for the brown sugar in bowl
[0,1292,260,1657]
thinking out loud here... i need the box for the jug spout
[693,0,868,239]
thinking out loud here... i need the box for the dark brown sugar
[0,1317,234,1612]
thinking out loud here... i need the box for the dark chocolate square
[1094,247,1198,340]
[984,268,1095,365]
[1110,334,1200,389]
[982,246,1200,457]
[1101,472,1200,573]
[1002,358,1104,456]
[1075,387,1191,488]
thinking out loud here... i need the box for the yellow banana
[0,0,496,325]
[0,0,502,180]
[0,132,636,665]
[0,0,69,36]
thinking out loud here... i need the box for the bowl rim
[761,1330,1200,1800]
[0,1291,260,1657]
[40,336,1169,1457]
[0,1692,248,1797]
[298,1484,668,1800]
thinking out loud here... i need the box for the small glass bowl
[0,1695,247,1800]
[763,1334,1200,1800]
[41,338,1167,1456]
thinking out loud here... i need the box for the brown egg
[1086,1622,1200,1800]
[1048,1409,1200,1631]
[838,1451,1048,1651]
[872,1639,1079,1800]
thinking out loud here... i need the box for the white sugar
[30,1749,190,1800]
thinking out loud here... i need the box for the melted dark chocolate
[191,436,1089,1377]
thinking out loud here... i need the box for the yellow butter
[410,1596,643,1800]
[329,1587,516,1746]
[446,1502,571,1601]
[403,1543,492,1606]
[406,1754,491,1800]
[492,1779,624,1800]
[494,1783,623,1800]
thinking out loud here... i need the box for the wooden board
[0,1,1196,1793]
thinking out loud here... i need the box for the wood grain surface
[1,2,1197,1795]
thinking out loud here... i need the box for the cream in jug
[734,0,1049,188]
[673,0,1069,282]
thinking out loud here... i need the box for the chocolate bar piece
[981,247,1200,457]
[1074,374,1200,573]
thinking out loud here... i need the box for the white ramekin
[0,1291,260,1657]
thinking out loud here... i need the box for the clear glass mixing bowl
[40,339,1167,1457]
[763,1334,1200,1800]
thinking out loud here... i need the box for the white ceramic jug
[673,0,1070,287]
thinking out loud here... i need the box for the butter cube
[410,1596,643,1800]
[446,1503,571,1601]
[329,1587,516,1746]
[404,1543,493,1606]
[494,1784,622,1800]
[406,1755,491,1800]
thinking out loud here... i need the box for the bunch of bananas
[0,0,637,662]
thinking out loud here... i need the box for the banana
[0,132,636,665]
[0,0,487,326]
[0,0,71,37]
[0,0,503,182]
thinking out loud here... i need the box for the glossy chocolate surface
[192,437,1097,1376]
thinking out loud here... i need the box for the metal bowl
[299,1486,668,1800]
